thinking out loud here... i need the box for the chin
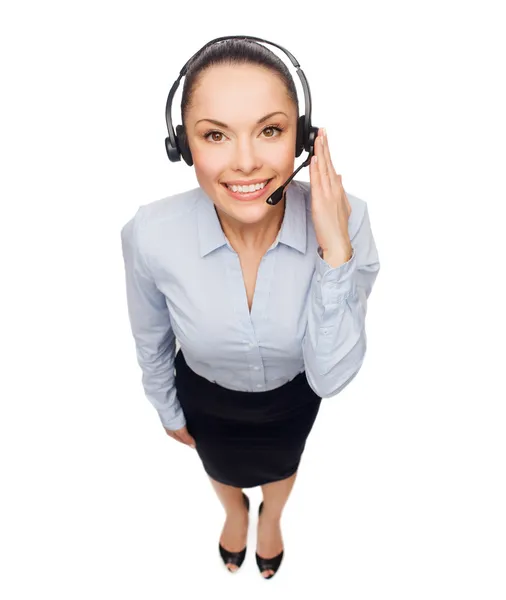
[218,201,272,223]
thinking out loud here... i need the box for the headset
[164,35,319,206]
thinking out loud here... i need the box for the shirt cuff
[158,410,186,431]
[315,246,357,304]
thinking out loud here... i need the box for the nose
[231,136,261,174]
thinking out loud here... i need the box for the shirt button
[316,274,321,282]
[256,384,262,388]
[254,366,260,371]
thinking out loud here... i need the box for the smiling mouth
[220,179,275,202]
[221,178,273,191]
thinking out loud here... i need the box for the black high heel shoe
[256,501,284,579]
[219,491,250,572]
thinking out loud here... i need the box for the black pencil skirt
[174,348,322,488]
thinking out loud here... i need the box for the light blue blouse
[120,179,380,431]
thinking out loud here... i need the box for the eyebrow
[195,111,288,129]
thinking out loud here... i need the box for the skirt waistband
[174,348,320,423]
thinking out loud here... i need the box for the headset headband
[164,35,317,164]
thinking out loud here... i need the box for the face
[185,64,297,229]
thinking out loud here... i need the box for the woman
[120,38,380,579]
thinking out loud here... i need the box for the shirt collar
[197,181,308,258]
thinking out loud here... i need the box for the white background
[1,0,505,597]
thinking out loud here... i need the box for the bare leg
[209,476,249,572]
[257,470,298,577]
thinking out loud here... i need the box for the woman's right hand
[164,424,197,449]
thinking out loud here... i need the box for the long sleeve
[120,212,186,431]
[302,203,380,398]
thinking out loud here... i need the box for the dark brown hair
[180,38,299,127]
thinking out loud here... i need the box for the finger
[321,130,340,190]
[310,150,321,193]
[321,129,335,172]
[180,434,197,448]
[317,129,331,196]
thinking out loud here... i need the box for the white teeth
[226,180,269,193]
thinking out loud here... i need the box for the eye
[262,125,284,138]
[203,124,285,143]
[204,131,226,143]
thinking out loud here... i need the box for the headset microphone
[265,150,314,205]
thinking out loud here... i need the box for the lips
[221,178,274,202]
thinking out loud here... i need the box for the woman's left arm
[302,202,380,397]
[302,128,380,397]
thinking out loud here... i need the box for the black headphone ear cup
[175,125,194,166]
[295,115,305,157]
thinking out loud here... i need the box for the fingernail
[323,127,326,137]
